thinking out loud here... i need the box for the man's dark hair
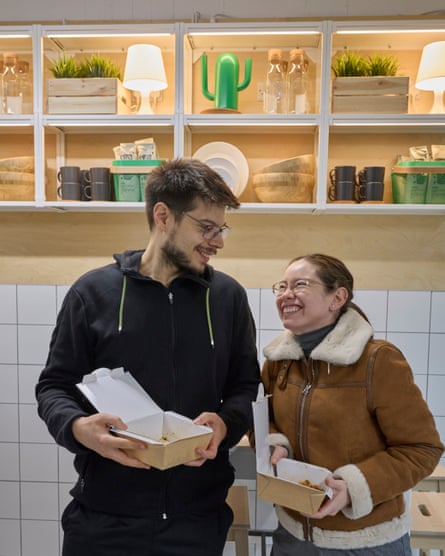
[144,158,240,229]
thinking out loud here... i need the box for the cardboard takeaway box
[252,386,333,515]
[77,367,213,470]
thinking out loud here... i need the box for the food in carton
[76,367,213,470]
[252,385,333,515]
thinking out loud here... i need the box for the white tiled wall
[0,284,444,556]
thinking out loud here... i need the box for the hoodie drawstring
[206,288,215,349]
[118,275,214,349]
[118,275,127,333]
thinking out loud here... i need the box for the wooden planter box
[332,76,409,114]
[47,78,134,115]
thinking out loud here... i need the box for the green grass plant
[49,54,79,78]
[332,51,400,77]
[366,54,398,76]
[50,53,121,79]
[77,54,121,79]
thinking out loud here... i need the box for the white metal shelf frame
[0,20,445,213]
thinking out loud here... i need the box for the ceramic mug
[84,181,112,201]
[358,166,385,185]
[328,166,357,201]
[328,181,357,202]
[57,166,81,184]
[84,167,112,201]
[57,181,82,201]
[359,181,384,202]
[329,165,356,185]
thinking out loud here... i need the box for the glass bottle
[0,60,4,114]
[286,48,309,114]
[263,48,286,114]
[2,53,23,115]
[16,60,31,114]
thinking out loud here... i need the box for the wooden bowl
[0,172,34,201]
[0,156,34,173]
[253,172,314,203]
[259,154,315,175]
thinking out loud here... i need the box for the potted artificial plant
[331,51,409,114]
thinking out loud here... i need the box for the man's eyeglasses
[272,279,323,297]
[182,212,231,241]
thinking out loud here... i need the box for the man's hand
[72,413,151,469]
[185,412,227,467]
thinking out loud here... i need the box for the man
[36,158,260,556]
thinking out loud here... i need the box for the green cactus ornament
[201,52,252,112]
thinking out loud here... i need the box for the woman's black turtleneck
[295,322,336,359]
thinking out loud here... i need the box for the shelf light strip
[336,28,445,34]
[0,34,31,38]
[190,31,320,36]
[47,33,172,38]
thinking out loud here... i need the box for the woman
[262,253,443,556]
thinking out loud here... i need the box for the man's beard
[161,237,200,276]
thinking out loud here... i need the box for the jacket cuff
[267,433,294,458]
[333,464,373,519]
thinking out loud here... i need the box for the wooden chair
[410,491,445,556]
[415,463,445,493]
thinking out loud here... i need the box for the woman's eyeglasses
[272,279,323,297]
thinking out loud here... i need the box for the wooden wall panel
[1,212,444,289]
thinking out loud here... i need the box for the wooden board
[332,76,409,95]
[332,94,408,114]
[47,78,134,114]
[332,76,409,114]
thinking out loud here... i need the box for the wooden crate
[47,78,134,115]
[332,76,409,114]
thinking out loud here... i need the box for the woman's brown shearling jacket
[262,308,444,549]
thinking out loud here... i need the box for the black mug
[329,166,357,201]
[84,167,112,201]
[359,181,384,202]
[57,181,82,201]
[358,166,385,185]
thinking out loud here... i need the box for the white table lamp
[123,44,167,114]
[416,41,445,114]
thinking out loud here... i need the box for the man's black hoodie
[36,250,260,517]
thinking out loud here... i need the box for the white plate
[193,142,249,197]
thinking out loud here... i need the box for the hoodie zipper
[168,291,176,410]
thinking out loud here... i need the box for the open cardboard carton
[77,367,213,470]
[252,385,333,515]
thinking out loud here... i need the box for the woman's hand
[270,445,289,465]
[310,476,351,519]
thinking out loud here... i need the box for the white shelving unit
[0,19,445,214]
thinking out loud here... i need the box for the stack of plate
[0,156,35,201]
[253,154,315,203]
[193,142,249,198]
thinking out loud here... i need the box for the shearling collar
[263,308,373,366]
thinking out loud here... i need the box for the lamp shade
[123,44,167,94]
[416,41,445,91]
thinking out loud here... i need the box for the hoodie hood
[113,249,214,284]
[113,250,215,346]
[263,307,373,366]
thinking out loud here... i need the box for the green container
[111,160,163,202]
[426,171,445,204]
[392,161,445,204]
[391,170,428,204]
